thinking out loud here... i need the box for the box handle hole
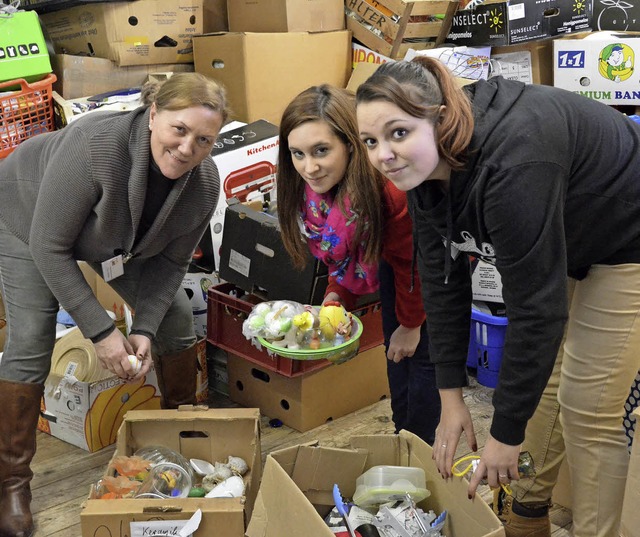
[251,368,271,383]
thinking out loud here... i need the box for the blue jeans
[379,258,440,445]
[0,219,195,384]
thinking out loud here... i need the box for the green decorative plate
[257,315,363,364]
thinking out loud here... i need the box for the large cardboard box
[193,30,352,125]
[553,32,640,106]
[448,0,592,47]
[80,408,262,536]
[40,0,203,66]
[227,345,390,432]
[51,53,194,99]
[247,431,505,537]
[219,199,329,304]
[621,406,640,537]
[0,10,52,83]
[227,0,344,33]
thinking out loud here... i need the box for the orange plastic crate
[0,73,57,159]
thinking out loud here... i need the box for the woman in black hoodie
[355,56,640,537]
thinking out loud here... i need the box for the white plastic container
[353,465,430,507]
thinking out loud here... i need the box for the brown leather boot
[0,378,44,537]
[502,495,552,537]
[153,344,199,409]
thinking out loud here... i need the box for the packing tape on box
[50,327,113,383]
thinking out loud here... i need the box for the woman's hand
[93,329,135,380]
[468,435,521,498]
[387,324,420,363]
[322,292,343,306]
[128,333,153,381]
[434,388,477,478]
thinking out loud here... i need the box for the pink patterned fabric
[300,184,379,295]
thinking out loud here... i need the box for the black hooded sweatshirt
[407,76,640,446]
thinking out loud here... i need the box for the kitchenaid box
[209,119,279,270]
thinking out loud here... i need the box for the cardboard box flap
[246,456,331,537]
[289,445,369,500]
[350,433,409,468]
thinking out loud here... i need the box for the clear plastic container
[352,465,430,507]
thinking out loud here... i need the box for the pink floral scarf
[299,184,379,295]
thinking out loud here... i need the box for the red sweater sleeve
[325,275,359,311]
[381,181,426,329]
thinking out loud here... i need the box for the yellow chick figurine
[318,301,352,342]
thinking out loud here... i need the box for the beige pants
[511,264,640,537]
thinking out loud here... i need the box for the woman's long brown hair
[277,85,385,269]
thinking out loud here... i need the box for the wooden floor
[30,363,573,537]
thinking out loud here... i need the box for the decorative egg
[127,355,142,374]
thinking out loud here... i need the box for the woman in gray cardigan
[0,72,229,537]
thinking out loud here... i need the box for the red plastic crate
[207,283,384,377]
[1,73,57,159]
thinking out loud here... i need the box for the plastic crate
[207,282,384,378]
[466,307,508,389]
[1,73,57,159]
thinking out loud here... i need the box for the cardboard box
[621,406,640,537]
[37,366,161,452]
[193,30,352,125]
[246,431,505,537]
[50,53,194,99]
[553,32,640,106]
[228,0,345,33]
[219,199,329,304]
[447,0,592,47]
[80,407,262,536]
[352,41,393,69]
[40,0,203,66]
[203,0,228,32]
[51,89,142,129]
[593,0,640,32]
[491,38,554,85]
[227,345,390,432]
[208,119,279,269]
[0,10,52,83]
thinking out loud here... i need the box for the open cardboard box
[247,430,505,536]
[81,407,262,536]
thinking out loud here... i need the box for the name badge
[101,255,125,282]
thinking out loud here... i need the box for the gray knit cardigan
[0,106,220,340]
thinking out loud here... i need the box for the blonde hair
[356,56,474,170]
[141,72,230,125]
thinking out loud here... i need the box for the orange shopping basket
[0,73,57,159]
